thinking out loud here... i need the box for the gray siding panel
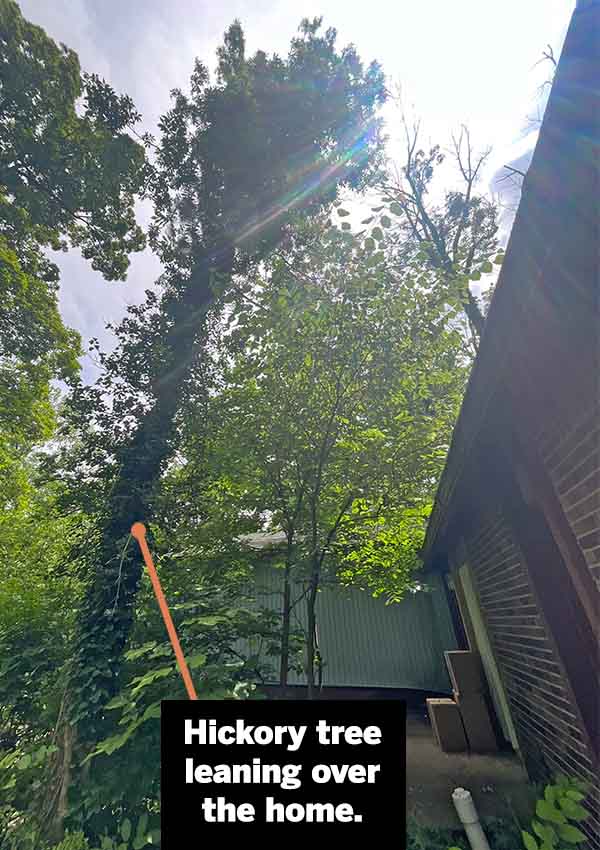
[250,565,456,691]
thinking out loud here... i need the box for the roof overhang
[423,1,600,566]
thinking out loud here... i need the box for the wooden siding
[464,512,600,848]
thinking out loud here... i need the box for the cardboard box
[455,691,498,752]
[444,650,484,694]
[426,698,468,753]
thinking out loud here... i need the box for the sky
[20,0,575,381]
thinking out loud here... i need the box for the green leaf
[532,820,556,844]
[185,614,225,626]
[136,814,149,841]
[469,270,481,281]
[33,746,47,765]
[341,221,351,230]
[380,215,391,228]
[536,800,566,824]
[105,694,129,711]
[130,665,173,696]
[558,797,589,821]
[17,754,31,770]
[337,208,350,217]
[389,201,403,216]
[557,823,587,843]
[121,818,132,841]
[572,779,590,795]
[141,702,162,722]
[364,237,375,252]
[186,652,207,670]
[371,226,384,242]
[493,253,504,265]
[565,790,586,802]
[522,831,539,850]
[125,641,157,661]
[481,260,493,273]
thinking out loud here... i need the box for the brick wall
[539,403,600,592]
[464,511,600,847]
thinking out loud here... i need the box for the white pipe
[452,788,491,850]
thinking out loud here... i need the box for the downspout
[452,788,491,850]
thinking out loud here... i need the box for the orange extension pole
[131,522,198,700]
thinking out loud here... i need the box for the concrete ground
[263,686,535,827]
[406,710,535,828]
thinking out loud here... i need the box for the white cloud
[19,0,574,382]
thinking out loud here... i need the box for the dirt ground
[406,710,535,828]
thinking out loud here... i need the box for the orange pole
[131,522,198,700]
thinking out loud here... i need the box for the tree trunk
[464,290,485,340]
[305,554,320,700]
[53,720,74,843]
[70,245,233,745]
[40,691,76,843]
[279,546,292,687]
[316,626,323,691]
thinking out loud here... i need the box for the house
[422,1,599,844]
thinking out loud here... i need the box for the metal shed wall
[250,564,457,691]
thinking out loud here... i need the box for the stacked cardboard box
[444,650,484,693]
[445,650,498,753]
[426,698,468,752]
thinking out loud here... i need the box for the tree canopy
[0,0,146,281]
[194,215,466,689]
[67,15,388,763]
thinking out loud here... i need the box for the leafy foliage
[335,502,432,601]
[0,0,146,281]
[521,777,591,849]
[147,16,385,272]
[372,120,502,346]
[188,214,467,686]
[0,462,90,848]
[0,0,146,517]
[0,237,80,503]
[444,778,592,850]
[63,15,388,752]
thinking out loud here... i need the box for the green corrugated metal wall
[249,564,456,691]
